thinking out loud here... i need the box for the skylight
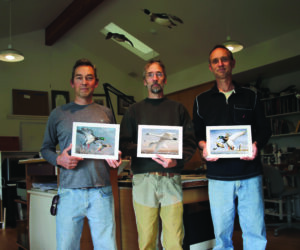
[100,22,159,61]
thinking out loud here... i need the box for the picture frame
[71,122,120,160]
[137,125,183,159]
[51,90,70,109]
[13,89,49,115]
[117,96,134,115]
[206,125,252,158]
[93,94,107,107]
[295,120,300,133]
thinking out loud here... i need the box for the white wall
[0,30,142,151]
[165,28,300,94]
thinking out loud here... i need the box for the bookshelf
[262,93,299,116]
[262,93,300,136]
[261,90,300,166]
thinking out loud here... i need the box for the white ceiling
[1,0,300,81]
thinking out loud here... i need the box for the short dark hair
[143,59,167,81]
[71,58,98,82]
[208,45,234,63]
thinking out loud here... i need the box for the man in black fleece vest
[193,45,271,250]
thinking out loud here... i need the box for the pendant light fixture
[223,35,243,53]
[0,0,24,62]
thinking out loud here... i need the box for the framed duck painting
[206,125,252,158]
[71,122,120,160]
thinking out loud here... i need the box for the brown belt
[149,172,180,177]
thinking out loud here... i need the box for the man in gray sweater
[41,58,121,250]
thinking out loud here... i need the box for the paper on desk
[118,159,131,175]
[32,182,58,191]
[181,175,207,183]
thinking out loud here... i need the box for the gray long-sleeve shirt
[40,102,114,188]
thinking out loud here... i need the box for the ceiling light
[0,0,24,63]
[0,44,24,62]
[223,35,243,53]
[100,22,159,61]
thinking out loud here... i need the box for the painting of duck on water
[206,125,252,158]
[137,125,183,159]
[71,122,120,160]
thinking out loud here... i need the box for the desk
[19,158,121,250]
[118,177,212,250]
[20,158,212,250]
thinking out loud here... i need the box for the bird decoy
[105,32,134,47]
[143,9,183,28]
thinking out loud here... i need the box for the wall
[0,30,142,151]
[165,28,300,95]
[1,27,300,151]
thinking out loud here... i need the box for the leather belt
[149,172,180,177]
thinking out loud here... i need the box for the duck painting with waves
[72,122,120,160]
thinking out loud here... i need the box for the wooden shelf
[271,132,300,138]
[14,199,27,205]
[16,231,29,250]
[261,93,300,116]
[7,114,48,121]
[261,93,296,101]
[266,111,300,118]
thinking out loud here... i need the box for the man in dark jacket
[193,45,271,250]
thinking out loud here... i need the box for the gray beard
[151,83,162,94]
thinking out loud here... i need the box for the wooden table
[118,176,209,250]
[20,158,210,250]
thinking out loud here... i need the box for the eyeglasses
[146,72,164,78]
[210,56,231,65]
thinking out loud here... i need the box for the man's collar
[212,81,241,93]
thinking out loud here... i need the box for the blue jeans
[56,186,116,250]
[208,176,267,250]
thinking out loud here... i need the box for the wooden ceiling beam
[45,0,105,46]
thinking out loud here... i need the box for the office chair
[263,165,300,236]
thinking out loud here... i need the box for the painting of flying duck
[72,122,120,160]
[206,125,252,158]
[137,125,182,159]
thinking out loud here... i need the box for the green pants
[132,173,184,250]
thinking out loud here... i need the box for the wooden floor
[233,227,300,250]
[1,223,300,250]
